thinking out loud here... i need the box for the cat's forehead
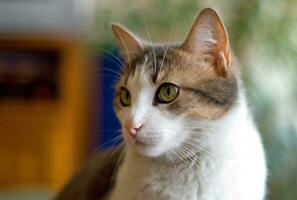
[121,45,217,87]
[126,46,177,82]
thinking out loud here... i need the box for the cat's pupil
[166,87,170,96]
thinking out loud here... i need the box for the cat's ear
[181,8,230,77]
[111,23,144,64]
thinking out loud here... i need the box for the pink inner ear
[214,51,228,77]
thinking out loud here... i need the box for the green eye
[120,87,131,106]
[156,83,179,104]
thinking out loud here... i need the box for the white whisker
[100,48,125,69]
[103,68,122,77]
[180,145,201,170]
[144,22,157,74]
[167,151,177,172]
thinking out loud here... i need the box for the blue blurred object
[93,49,122,149]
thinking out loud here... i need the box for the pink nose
[124,121,143,138]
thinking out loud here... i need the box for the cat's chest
[108,158,199,200]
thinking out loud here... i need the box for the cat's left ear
[181,8,230,77]
[111,23,144,64]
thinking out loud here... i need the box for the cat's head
[112,8,240,157]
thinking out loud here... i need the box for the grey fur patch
[182,78,238,106]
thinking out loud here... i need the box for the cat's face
[112,8,239,157]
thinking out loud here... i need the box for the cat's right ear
[111,23,143,64]
[180,8,230,77]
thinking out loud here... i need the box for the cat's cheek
[115,109,130,139]
[116,108,128,124]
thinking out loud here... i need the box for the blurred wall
[0,0,96,197]
[0,0,95,36]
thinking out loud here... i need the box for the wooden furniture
[0,36,90,191]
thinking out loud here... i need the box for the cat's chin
[133,141,165,157]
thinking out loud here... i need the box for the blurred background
[0,0,296,199]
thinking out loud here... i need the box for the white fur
[109,68,267,200]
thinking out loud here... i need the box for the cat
[55,8,267,200]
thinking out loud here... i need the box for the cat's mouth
[129,137,160,152]
[126,134,167,157]
[124,131,163,156]
[127,131,160,147]
[133,138,157,147]
[135,140,156,147]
